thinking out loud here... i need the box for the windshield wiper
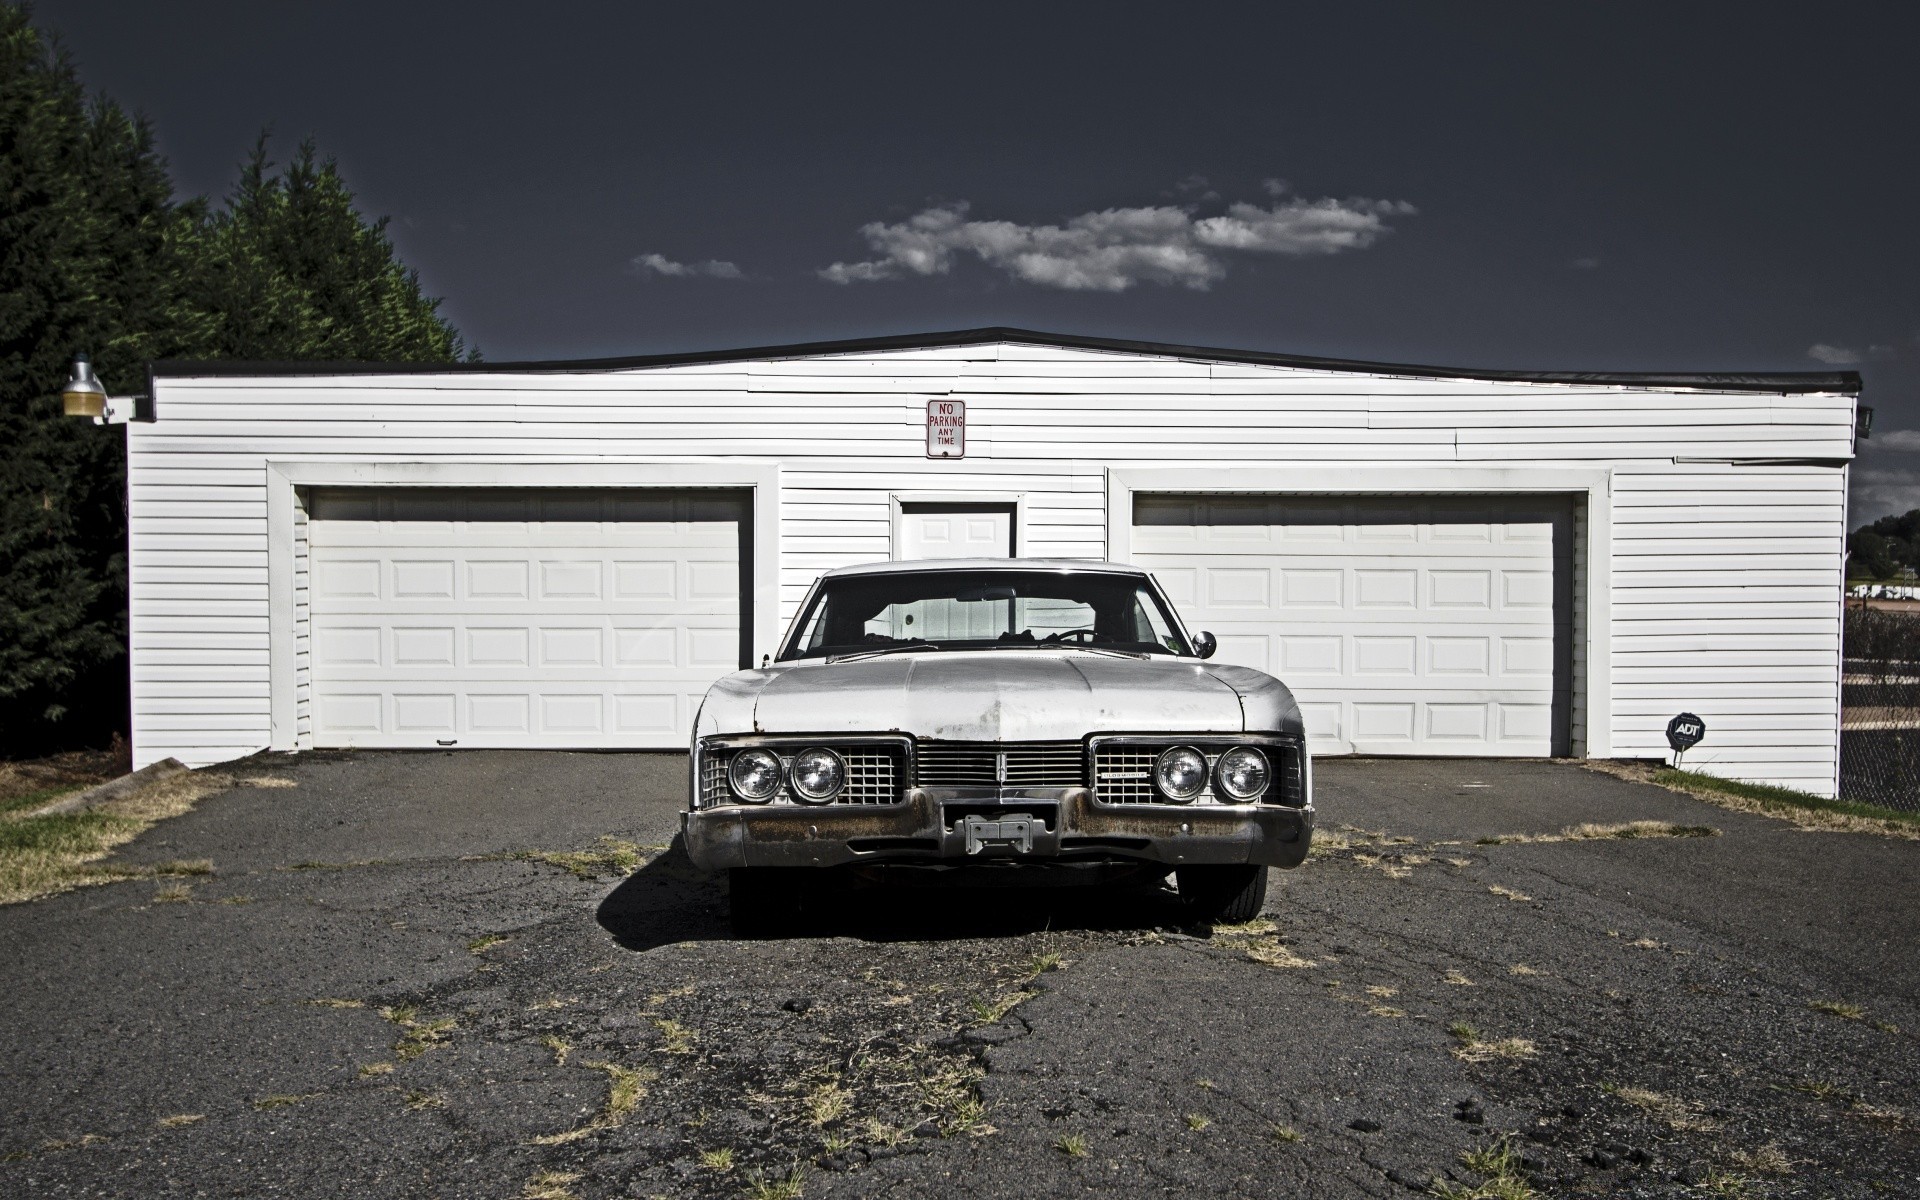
[825,641,943,663]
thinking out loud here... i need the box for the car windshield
[782,569,1191,660]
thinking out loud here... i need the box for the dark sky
[32,1,1920,522]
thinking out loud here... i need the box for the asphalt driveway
[1,752,1915,1199]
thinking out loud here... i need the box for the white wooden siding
[129,341,1851,796]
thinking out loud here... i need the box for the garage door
[307,488,747,749]
[1133,494,1573,756]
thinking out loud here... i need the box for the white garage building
[129,329,1862,796]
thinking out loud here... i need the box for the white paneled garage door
[307,488,747,749]
[1134,494,1573,757]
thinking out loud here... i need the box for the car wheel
[729,868,806,938]
[1176,865,1268,923]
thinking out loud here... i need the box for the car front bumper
[682,787,1312,871]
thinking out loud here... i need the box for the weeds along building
[127,329,1862,795]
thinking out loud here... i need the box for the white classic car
[683,559,1313,930]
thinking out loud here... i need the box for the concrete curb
[22,758,190,818]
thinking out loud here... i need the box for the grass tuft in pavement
[743,1166,806,1200]
[1054,1132,1089,1157]
[1433,1137,1536,1199]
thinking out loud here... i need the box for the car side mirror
[1192,631,1217,659]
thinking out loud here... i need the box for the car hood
[696,650,1302,742]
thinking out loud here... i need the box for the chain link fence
[1840,608,1920,812]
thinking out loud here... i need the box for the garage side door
[1134,494,1573,757]
[308,488,746,749]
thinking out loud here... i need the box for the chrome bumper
[682,787,1312,871]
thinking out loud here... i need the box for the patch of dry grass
[805,1080,851,1126]
[1487,885,1532,903]
[522,1170,582,1200]
[1352,853,1412,879]
[1610,1084,1719,1133]
[379,1006,456,1061]
[0,769,236,905]
[490,837,661,880]
[157,1113,203,1128]
[1584,760,1920,839]
[530,1061,653,1145]
[965,992,1030,1024]
[1808,999,1865,1020]
[1245,939,1316,969]
[698,1147,735,1172]
[1449,1023,1538,1063]
[1443,971,1474,986]
[1728,1143,1795,1175]
[152,882,193,903]
[653,1017,699,1052]
[466,934,509,954]
[1477,820,1718,846]
[743,1166,806,1200]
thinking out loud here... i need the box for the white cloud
[1850,463,1920,523]
[1864,429,1920,452]
[818,187,1416,292]
[632,253,742,280]
[1808,342,1898,365]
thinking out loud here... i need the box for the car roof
[820,558,1151,579]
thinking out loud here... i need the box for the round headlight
[1213,746,1270,801]
[788,747,846,804]
[727,749,782,802]
[1154,746,1209,802]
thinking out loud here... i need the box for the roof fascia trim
[146,327,1864,395]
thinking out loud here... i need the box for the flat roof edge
[145,327,1864,394]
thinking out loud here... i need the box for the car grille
[914,741,1086,788]
[699,746,901,807]
[1093,743,1305,806]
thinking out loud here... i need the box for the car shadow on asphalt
[596,837,1192,952]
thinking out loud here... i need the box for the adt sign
[1666,713,1706,756]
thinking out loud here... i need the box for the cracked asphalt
[1,751,1916,1199]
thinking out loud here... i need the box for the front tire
[1177,865,1268,923]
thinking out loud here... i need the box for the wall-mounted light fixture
[61,353,147,424]
[62,353,108,418]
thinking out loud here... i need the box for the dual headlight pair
[727,747,845,804]
[1154,745,1269,803]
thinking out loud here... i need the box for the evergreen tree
[0,1,468,751]
[179,137,469,362]
[0,4,187,741]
